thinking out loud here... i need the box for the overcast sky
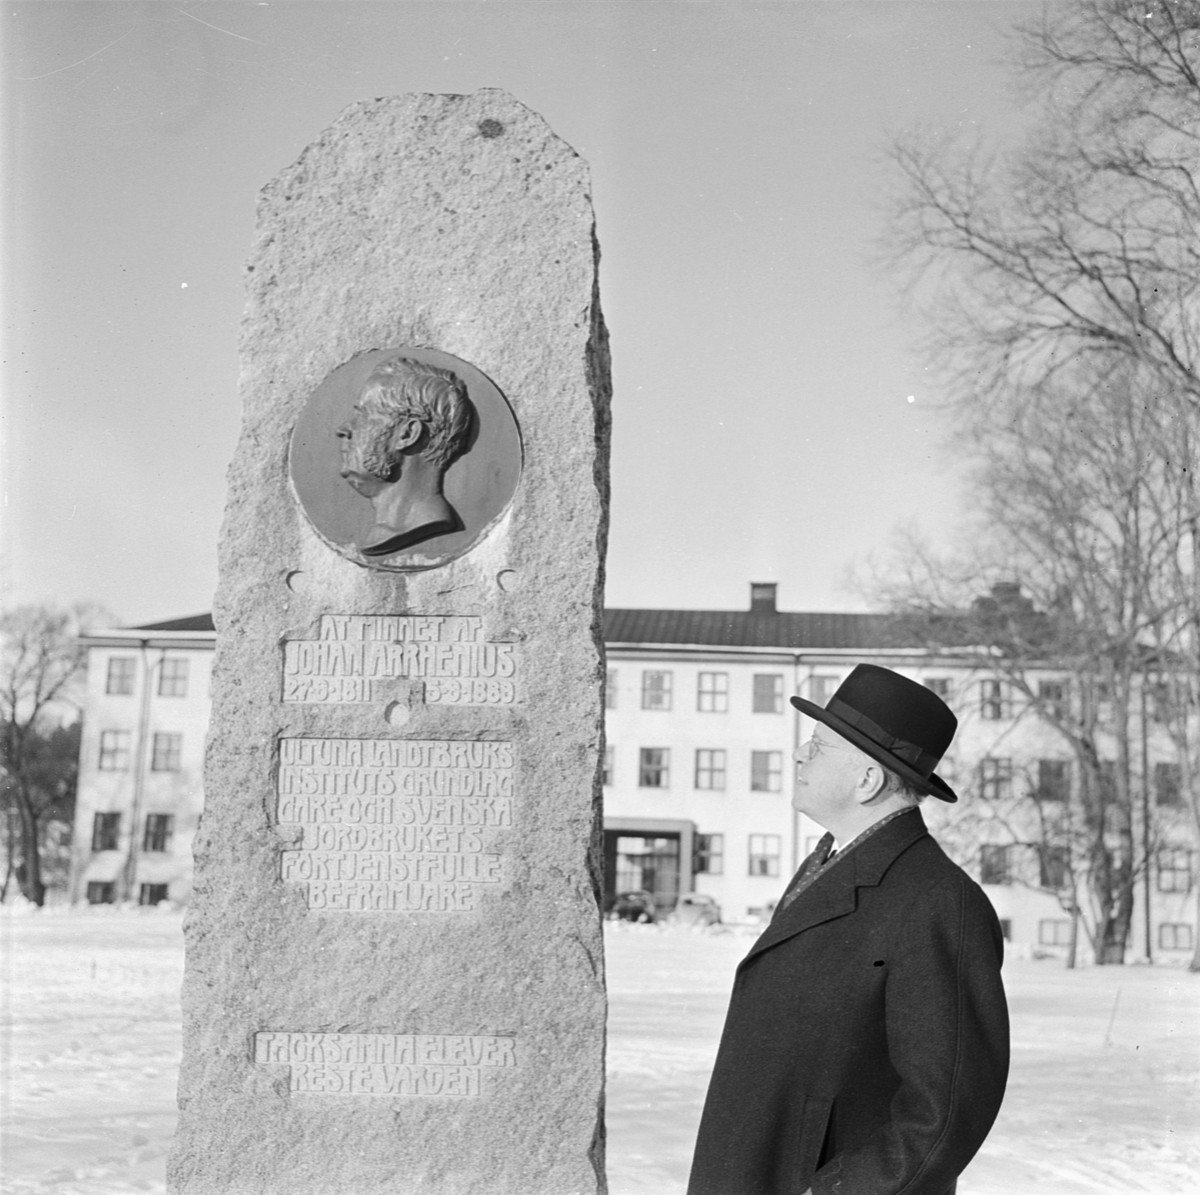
[3,0,1037,626]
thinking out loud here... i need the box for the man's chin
[340,471,383,497]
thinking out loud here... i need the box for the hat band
[825,697,940,777]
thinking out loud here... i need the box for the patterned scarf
[779,805,920,911]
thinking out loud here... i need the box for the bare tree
[0,604,106,905]
[1141,378,1200,969]
[890,0,1200,414]
[864,364,1193,963]
[931,754,1098,969]
[875,550,1167,963]
[883,0,1200,962]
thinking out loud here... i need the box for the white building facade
[68,615,215,907]
[603,584,937,925]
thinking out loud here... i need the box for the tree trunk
[1190,882,1200,974]
[1098,924,1129,964]
[1095,845,1134,964]
[0,804,16,902]
[14,784,45,906]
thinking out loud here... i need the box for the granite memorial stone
[168,90,610,1195]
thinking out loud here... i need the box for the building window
[605,669,617,710]
[695,749,727,791]
[694,833,724,876]
[1159,923,1194,951]
[1036,760,1070,803]
[980,844,1012,885]
[98,730,131,771]
[979,757,1012,801]
[1038,680,1067,720]
[150,732,182,772]
[980,680,1011,720]
[1155,762,1183,807]
[748,834,781,877]
[697,672,729,713]
[106,657,136,695]
[1157,848,1193,894]
[638,748,670,788]
[809,676,837,707]
[158,658,189,698]
[139,882,169,905]
[91,812,121,852]
[613,835,679,901]
[924,677,951,701]
[641,671,672,711]
[602,745,614,787]
[750,750,782,792]
[1039,919,1073,946]
[86,881,116,905]
[1039,845,1070,889]
[752,673,783,714]
[143,813,174,853]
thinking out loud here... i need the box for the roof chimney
[750,582,778,615]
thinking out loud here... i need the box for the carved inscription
[277,738,514,911]
[254,1032,518,1097]
[282,615,521,705]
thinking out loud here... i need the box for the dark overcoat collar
[740,809,930,969]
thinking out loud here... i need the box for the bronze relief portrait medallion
[289,348,523,569]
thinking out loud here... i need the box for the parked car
[608,890,657,923]
[670,893,722,927]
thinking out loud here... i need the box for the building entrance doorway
[603,831,681,917]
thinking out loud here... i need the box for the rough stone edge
[585,231,612,1194]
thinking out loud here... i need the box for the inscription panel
[282,615,521,705]
[254,1032,517,1097]
[277,738,514,911]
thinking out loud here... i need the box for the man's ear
[855,762,888,805]
[388,415,425,454]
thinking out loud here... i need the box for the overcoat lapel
[741,811,931,968]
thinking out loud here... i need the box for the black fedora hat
[790,664,958,802]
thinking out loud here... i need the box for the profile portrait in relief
[290,345,521,571]
[336,357,477,556]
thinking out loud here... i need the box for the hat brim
[790,696,958,803]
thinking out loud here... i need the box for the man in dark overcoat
[688,664,1009,1195]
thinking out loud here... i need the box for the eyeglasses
[800,734,856,761]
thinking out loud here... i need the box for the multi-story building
[605,583,1197,964]
[68,614,215,907]
[67,589,1196,963]
[602,583,912,923]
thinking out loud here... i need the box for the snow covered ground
[2,908,1197,1194]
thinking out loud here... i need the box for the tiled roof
[604,609,924,650]
[127,613,215,632]
[125,609,929,651]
